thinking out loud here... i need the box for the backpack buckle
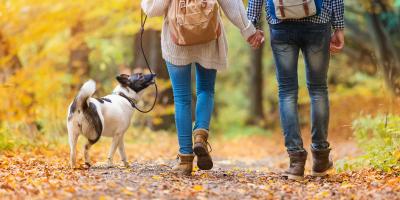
[201,0,207,8]
[179,0,186,14]
[179,0,186,9]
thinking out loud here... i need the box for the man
[247,0,345,180]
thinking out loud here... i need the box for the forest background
[0,0,399,199]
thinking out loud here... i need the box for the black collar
[118,92,137,108]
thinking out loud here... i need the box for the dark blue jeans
[270,22,331,152]
[166,62,217,154]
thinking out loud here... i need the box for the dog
[67,73,156,168]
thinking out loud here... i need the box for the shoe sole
[172,170,192,176]
[283,173,304,181]
[288,174,304,181]
[311,165,334,177]
[193,143,213,170]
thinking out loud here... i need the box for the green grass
[336,114,400,172]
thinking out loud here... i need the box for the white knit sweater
[141,0,256,71]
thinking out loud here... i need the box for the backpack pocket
[168,0,220,46]
[269,0,323,20]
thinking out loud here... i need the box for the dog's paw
[106,161,115,168]
[84,162,92,169]
[106,164,114,168]
[91,162,113,169]
[69,163,76,169]
[122,161,130,168]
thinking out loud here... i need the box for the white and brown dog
[67,73,156,168]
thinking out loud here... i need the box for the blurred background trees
[345,0,400,95]
[0,0,399,142]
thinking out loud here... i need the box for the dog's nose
[143,73,156,82]
[148,74,156,81]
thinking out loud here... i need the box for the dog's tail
[76,80,96,109]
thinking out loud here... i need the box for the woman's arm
[141,0,170,17]
[217,0,256,40]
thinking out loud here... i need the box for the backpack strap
[201,0,207,8]
[278,0,286,18]
[179,0,186,14]
[303,0,310,16]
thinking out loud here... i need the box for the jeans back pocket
[270,28,292,52]
[305,29,330,53]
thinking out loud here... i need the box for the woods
[0,0,399,199]
[1,0,399,130]
[345,0,400,95]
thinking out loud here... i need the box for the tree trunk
[345,3,400,95]
[366,10,400,95]
[0,31,40,133]
[247,41,265,124]
[68,21,90,78]
[134,30,174,130]
[134,29,167,77]
[0,31,22,83]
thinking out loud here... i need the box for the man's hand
[330,29,345,54]
[247,30,265,49]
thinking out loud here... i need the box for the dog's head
[116,73,156,93]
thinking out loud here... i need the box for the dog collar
[118,92,138,108]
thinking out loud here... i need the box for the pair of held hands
[247,29,345,54]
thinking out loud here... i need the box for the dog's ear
[116,74,130,87]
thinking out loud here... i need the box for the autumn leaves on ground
[1,1,400,198]
[1,95,399,200]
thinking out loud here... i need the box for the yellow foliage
[0,0,163,136]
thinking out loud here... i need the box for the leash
[131,10,158,114]
[119,92,138,108]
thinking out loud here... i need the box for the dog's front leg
[118,138,129,167]
[107,135,121,168]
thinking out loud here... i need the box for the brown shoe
[172,153,194,176]
[283,151,308,181]
[193,129,213,170]
[311,148,333,176]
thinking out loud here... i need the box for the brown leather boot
[283,151,308,181]
[172,153,194,176]
[311,148,333,176]
[193,129,213,170]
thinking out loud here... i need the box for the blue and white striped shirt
[247,0,345,30]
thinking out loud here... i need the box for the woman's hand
[141,0,170,17]
[247,30,265,49]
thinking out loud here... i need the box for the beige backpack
[167,0,221,46]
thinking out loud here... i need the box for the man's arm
[247,0,264,29]
[330,0,345,53]
[331,0,344,30]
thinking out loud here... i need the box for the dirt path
[1,95,399,199]
[1,149,399,200]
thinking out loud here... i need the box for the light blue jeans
[166,61,217,154]
[270,22,331,152]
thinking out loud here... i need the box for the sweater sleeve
[141,0,170,17]
[217,0,257,40]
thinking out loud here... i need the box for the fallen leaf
[193,185,203,192]
[152,175,162,180]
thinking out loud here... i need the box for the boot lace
[207,142,213,153]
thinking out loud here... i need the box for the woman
[141,0,263,175]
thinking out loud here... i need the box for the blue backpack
[268,0,323,20]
